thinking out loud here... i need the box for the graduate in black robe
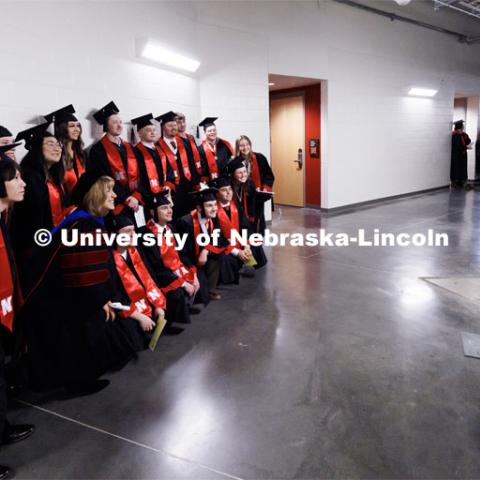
[197,117,234,182]
[140,191,200,317]
[451,120,472,189]
[87,101,144,220]
[235,134,275,234]
[175,112,204,185]
[156,111,200,219]
[131,113,176,197]
[19,171,137,396]
[0,155,35,479]
[10,124,66,275]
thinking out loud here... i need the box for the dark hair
[55,120,86,171]
[0,159,20,198]
[21,132,65,185]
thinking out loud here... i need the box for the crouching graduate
[109,215,183,336]
[19,171,138,397]
[213,176,256,278]
[140,191,202,317]
[175,187,236,300]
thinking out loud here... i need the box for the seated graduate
[87,101,143,220]
[0,153,36,480]
[19,171,137,396]
[44,104,86,195]
[212,176,256,278]
[140,191,202,317]
[131,113,176,197]
[10,123,66,273]
[175,186,233,300]
[109,214,183,338]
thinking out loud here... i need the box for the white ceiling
[268,74,320,92]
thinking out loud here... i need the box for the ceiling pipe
[330,0,470,43]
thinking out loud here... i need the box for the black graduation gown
[157,140,200,219]
[138,224,191,323]
[19,213,137,390]
[87,138,144,219]
[222,199,267,270]
[451,131,471,183]
[10,164,66,275]
[134,144,176,197]
[198,139,234,180]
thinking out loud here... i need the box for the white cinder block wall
[2,0,480,209]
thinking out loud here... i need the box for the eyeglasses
[44,140,63,149]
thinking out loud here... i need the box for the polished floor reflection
[7,189,480,479]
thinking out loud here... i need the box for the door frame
[269,90,306,207]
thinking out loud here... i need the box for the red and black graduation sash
[136,143,168,194]
[201,139,234,180]
[101,136,140,193]
[191,210,225,263]
[184,134,202,175]
[157,138,180,185]
[146,221,196,291]
[64,152,86,193]
[234,186,254,224]
[217,201,245,255]
[250,153,273,192]
[113,247,165,318]
[172,136,192,181]
[0,228,14,331]
[47,180,65,227]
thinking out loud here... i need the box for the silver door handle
[293,148,303,170]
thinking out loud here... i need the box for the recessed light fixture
[408,87,438,97]
[140,41,200,73]
[268,82,275,86]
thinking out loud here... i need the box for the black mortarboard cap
[131,113,154,131]
[70,170,105,206]
[227,156,246,175]
[93,101,120,127]
[0,126,12,138]
[198,117,218,130]
[210,177,231,189]
[15,123,52,150]
[155,111,177,125]
[453,119,464,129]
[111,214,135,232]
[190,185,218,205]
[145,190,172,210]
[44,104,77,125]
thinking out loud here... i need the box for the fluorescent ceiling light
[140,42,200,73]
[408,87,438,97]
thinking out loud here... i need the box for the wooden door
[270,94,305,206]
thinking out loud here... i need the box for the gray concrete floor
[6,188,480,479]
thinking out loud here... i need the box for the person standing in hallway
[451,120,472,190]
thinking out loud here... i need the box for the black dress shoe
[64,379,110,399]
[3,424,35,445]
[163,326,184,336]
[0,465,13,480]
[189,306,201,315]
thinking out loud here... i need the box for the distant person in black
[451,120,472,190]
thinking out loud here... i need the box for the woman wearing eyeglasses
[9,124,66,272]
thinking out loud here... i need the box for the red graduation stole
[157,138,180,185]
[64,152,86,193]
[251,153,272,191]
[174,137,192,181]
[136,143,167,194]
[101,136,139,192]
[0,228,14,331]
[217,201,240,242]
[185,134,202,175]
[47,180,65,227]
[234,186,254,223]
[202,140,219,180]
[113,247,165,317]
[191,210,225,261]
[146,221,196,285]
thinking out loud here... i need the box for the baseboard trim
[317,185,450,215]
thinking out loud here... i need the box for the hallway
[7,189,480,479]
